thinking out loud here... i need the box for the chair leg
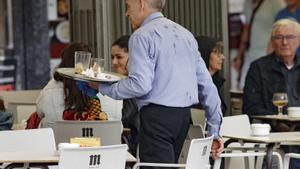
[273,152,283,169]
[284,156,290,169]
[224,149,232,169]
[244,156,251,169]
[255,156,264,169]
[213,158,222,169]
[224,157,231,169]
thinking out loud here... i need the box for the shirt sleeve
[195,49,223,139]
[100,33,155,100]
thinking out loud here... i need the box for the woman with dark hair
[37,42,106,128]
[111,35,139,156]
[194,36,227,115]
[111,35,130,75]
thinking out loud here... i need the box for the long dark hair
[53,42,92,112]
[195,36,225,86]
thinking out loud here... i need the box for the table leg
[290,124,297,131]
[266,143,275,169]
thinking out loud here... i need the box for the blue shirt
[99,12,222,138]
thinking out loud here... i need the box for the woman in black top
[111,35,139,157]
[194,36,227,115]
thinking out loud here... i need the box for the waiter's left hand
[88,82,100,90]
[211,138,224,160]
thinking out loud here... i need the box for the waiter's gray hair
[147,0,166,11]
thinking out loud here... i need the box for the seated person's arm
[76,81,99,97]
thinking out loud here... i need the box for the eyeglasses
[212,42,224,56]
[272,35,297,42]
[212,50,225,59]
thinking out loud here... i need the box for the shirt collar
[273,52,300,68]
[141,12,164,26]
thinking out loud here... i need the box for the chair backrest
[54,120,122,146]
[7,103,37,124]
[186,135,214,169]
[0,89,40,108]
[190,108,206,129]
[0,128,56,151]
[220,114,252,136]
[58,144,128,169]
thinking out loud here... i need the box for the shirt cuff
[208,127,221,139]
[98,83,111,96]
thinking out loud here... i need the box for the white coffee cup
[288,107,300,117]
[251,123,271,136]
[58,143,80,154]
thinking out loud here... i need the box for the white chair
[0,90,40,108]
[222,114,260,169]
[53,120,122,146]
[179,108,206,164]
[0,89,40,126]
[0,128,56,151]
[284,153,300,169]
[220,115,282,169]
[58,144,128,169]
[220,114,252,137]
[0,128,56,169]
[133,136,214,169]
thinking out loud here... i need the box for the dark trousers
[139,104,191,169]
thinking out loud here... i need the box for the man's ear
[139,0,146,9]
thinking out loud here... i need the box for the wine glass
[272,93,288,116]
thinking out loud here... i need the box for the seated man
[243,18,300,123]
[243,18,300,168]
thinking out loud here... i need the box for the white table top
[0,150,136,163]
[252,115,300,122]
[223,132,300,144]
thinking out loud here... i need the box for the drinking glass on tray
[74,51,91,74]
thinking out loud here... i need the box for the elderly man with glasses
[243,18,300,169]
